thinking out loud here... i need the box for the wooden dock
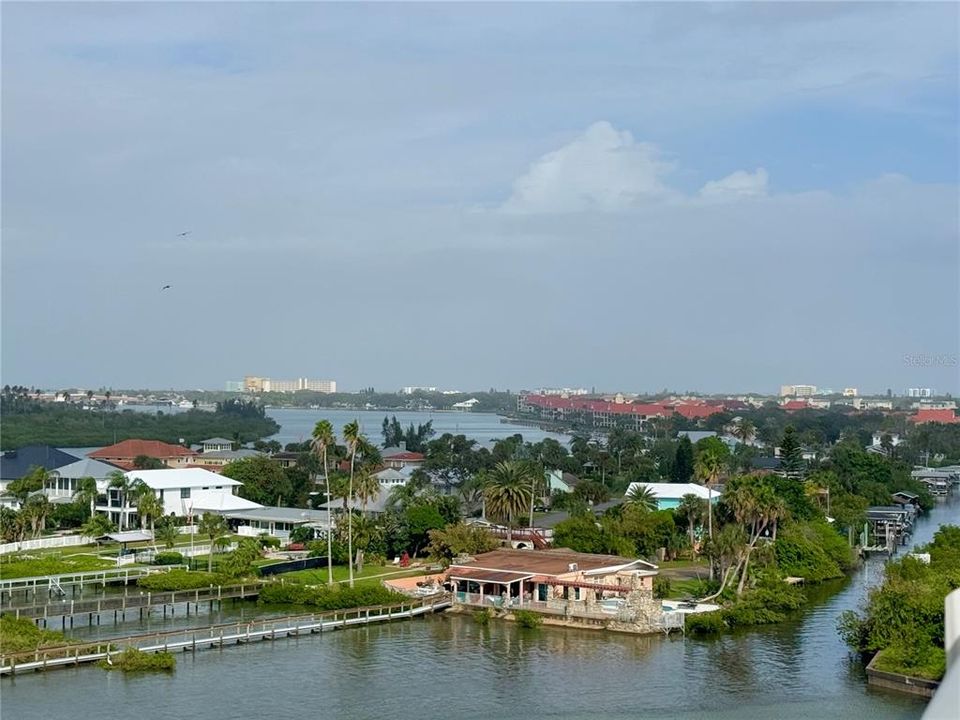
[0,567,183,602]
[0,595,452,675]
[3,582,265,627]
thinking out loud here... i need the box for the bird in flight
[161,285,172,291]
[177,231,191,237]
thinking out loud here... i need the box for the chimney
[568,563,578,572]
[399,441,406,451]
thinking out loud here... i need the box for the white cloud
[699,168,769,200]
[501,121,675,213]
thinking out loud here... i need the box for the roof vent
[568,562,578,572]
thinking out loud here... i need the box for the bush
[653,576,672,599]
[137,569,224,591]
[685,611,726,635]
[257,583,405,610]
[472,608,491,625]
[0,614,81,654]
[513,609,543,628]
[153,552,184,566]
[774,520,853,582]
[99,648,175,672]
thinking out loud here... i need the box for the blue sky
[2,2,958,394]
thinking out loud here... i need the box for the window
[180,488,191,499]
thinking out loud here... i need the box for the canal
[4,497,956,719]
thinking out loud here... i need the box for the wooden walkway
[0,595,452,675]
[3,583,265,626]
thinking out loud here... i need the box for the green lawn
[0,554,116,579]
[281,564,429,586]
[665,578,710,600]
[658,559,709,569]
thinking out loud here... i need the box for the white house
[625,482,722,511]
[452,398,480,411]
[96,467,260,527]
[43,457,119,501]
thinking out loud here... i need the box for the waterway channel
[4,499,957,719]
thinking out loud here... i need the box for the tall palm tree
[342,419,363,587]
[311,419,336,586]
[132,480,164,551]
[22,495,51,538]
[694,448,724,542]
[197,513,228,573]
[482,461,534,543]
[724,478,788,595]
[74,477,99,519]
[624,484,658,513]
[107,471,134,531]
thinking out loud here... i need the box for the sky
[2,2,958,395]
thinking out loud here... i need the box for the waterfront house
[623,482,721,511]
[43,457,119,502]
[222,507,332,541]
[448,548,662,632]
[190,448,263,470]
[0,445,78,505]
[95,467,259,528]
[199,437,234,453]
[89,439,198,470]
[381,444,426,470]
[545,469,581,494]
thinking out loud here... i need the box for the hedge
[137,569,226,591]
[257,583,405,610]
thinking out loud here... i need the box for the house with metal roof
[0,445,79,505]
[44,457,120,502]
[199,437,234,453]
[222,507,333,541]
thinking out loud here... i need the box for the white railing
[923,588,960,719]
[0,535,94,555]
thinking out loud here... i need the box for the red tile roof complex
[521,394,724,419]
[384,451,425,461]
[450,548,635,577]
[90,439,197,460]
[910,408,959,424]
[781,400,811,411]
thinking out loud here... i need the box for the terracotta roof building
[89,439,197,469]
[910,408,959,424]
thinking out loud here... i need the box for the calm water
[6,501,956,719]
[265,407,569,448]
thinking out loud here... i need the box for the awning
[447,568,533,584]
[97,530,153,543]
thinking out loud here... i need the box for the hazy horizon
[3,3,958,394]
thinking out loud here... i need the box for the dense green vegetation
[0,396,279,449]
[0,614,80,654]
[512,609,543,628]
[257,583,406,610]
[838,525,960,681]
[98,647,175,672]
[685,579,807,635]
[137,569,227,591]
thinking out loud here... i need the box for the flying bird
[177,231,191,237]
[161,285,172,291]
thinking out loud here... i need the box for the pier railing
[0,594,452,675]
[0,566,186,596]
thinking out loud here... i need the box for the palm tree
[74,476,99,519]
[107,471,134,530]
[22,495,51,538]
[155,520,180,549]
[132,481,164,551]
[482,461,535,543]
[197,513,228,572]
[311,419,336,586]
[624,484,658,513]
[724,477,788,595]
[694,448,724,542]
[733,418,755,446]
[353,468,381,517]
[342,419,364,587]
[676,493,706,554]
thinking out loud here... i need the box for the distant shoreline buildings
[237,376,337,394]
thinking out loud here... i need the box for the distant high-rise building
[842,388,858,397]
[780,384,817,397]
[907,388,935,398]
[243,376,336,394]
[401,386,438,395]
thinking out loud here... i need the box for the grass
[658,559,709,569]
[666,578,711,600]
[0,554,115,579]
[280,564,426,586]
